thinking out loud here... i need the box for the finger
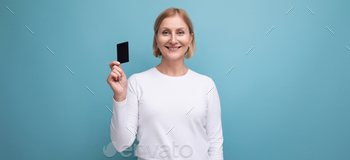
[109,71,118,82]
[113,66,124,78]
[111,71,124,88]
[109,61,119,68]
[115,63,123,70]
[112,69,122,79]
[112,65,123,77]
[109,71,125,88]
[109,61,121,70]
[112,65,120,70]
[112,70,121,81]
[110,63,119,70]
[111,64,123,72]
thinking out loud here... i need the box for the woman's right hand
[107,61,128,102]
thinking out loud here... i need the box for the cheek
[179,37,191,46]
[157,37,168,47]
[180,34,190,41]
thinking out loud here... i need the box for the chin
[162,52,185,59]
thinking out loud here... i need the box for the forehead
[159,15,188,30]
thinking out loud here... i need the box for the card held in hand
[117,41,129,64]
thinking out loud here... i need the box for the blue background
[1,0,350,159]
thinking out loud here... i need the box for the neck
[156,59,188,77]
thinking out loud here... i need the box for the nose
[169,33,178,44]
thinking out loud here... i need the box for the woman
[107,7,224,160]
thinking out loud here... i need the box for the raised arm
[107,61,139,152]
[110,74,139,152]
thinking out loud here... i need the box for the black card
[117,41,129,63]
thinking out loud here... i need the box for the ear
[154,33,157,42]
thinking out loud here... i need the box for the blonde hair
[153,7,196,59]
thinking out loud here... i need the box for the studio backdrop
[1,0,350,159]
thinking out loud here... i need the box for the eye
[162,31,169,34]
[178,31,184,35]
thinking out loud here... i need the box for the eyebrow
[160,27,187,30]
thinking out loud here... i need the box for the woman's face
[156,15,193,60]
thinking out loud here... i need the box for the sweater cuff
[112,97,127,108]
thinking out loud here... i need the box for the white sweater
[110,67,224,160]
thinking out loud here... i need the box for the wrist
[113,95,126,102]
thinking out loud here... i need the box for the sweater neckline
[153,67,191,79]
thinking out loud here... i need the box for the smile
[166,46,181,51]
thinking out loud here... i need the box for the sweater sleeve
[110,74,139,153]
[206,78,224,160]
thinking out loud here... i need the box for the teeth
[168,47,179,50]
